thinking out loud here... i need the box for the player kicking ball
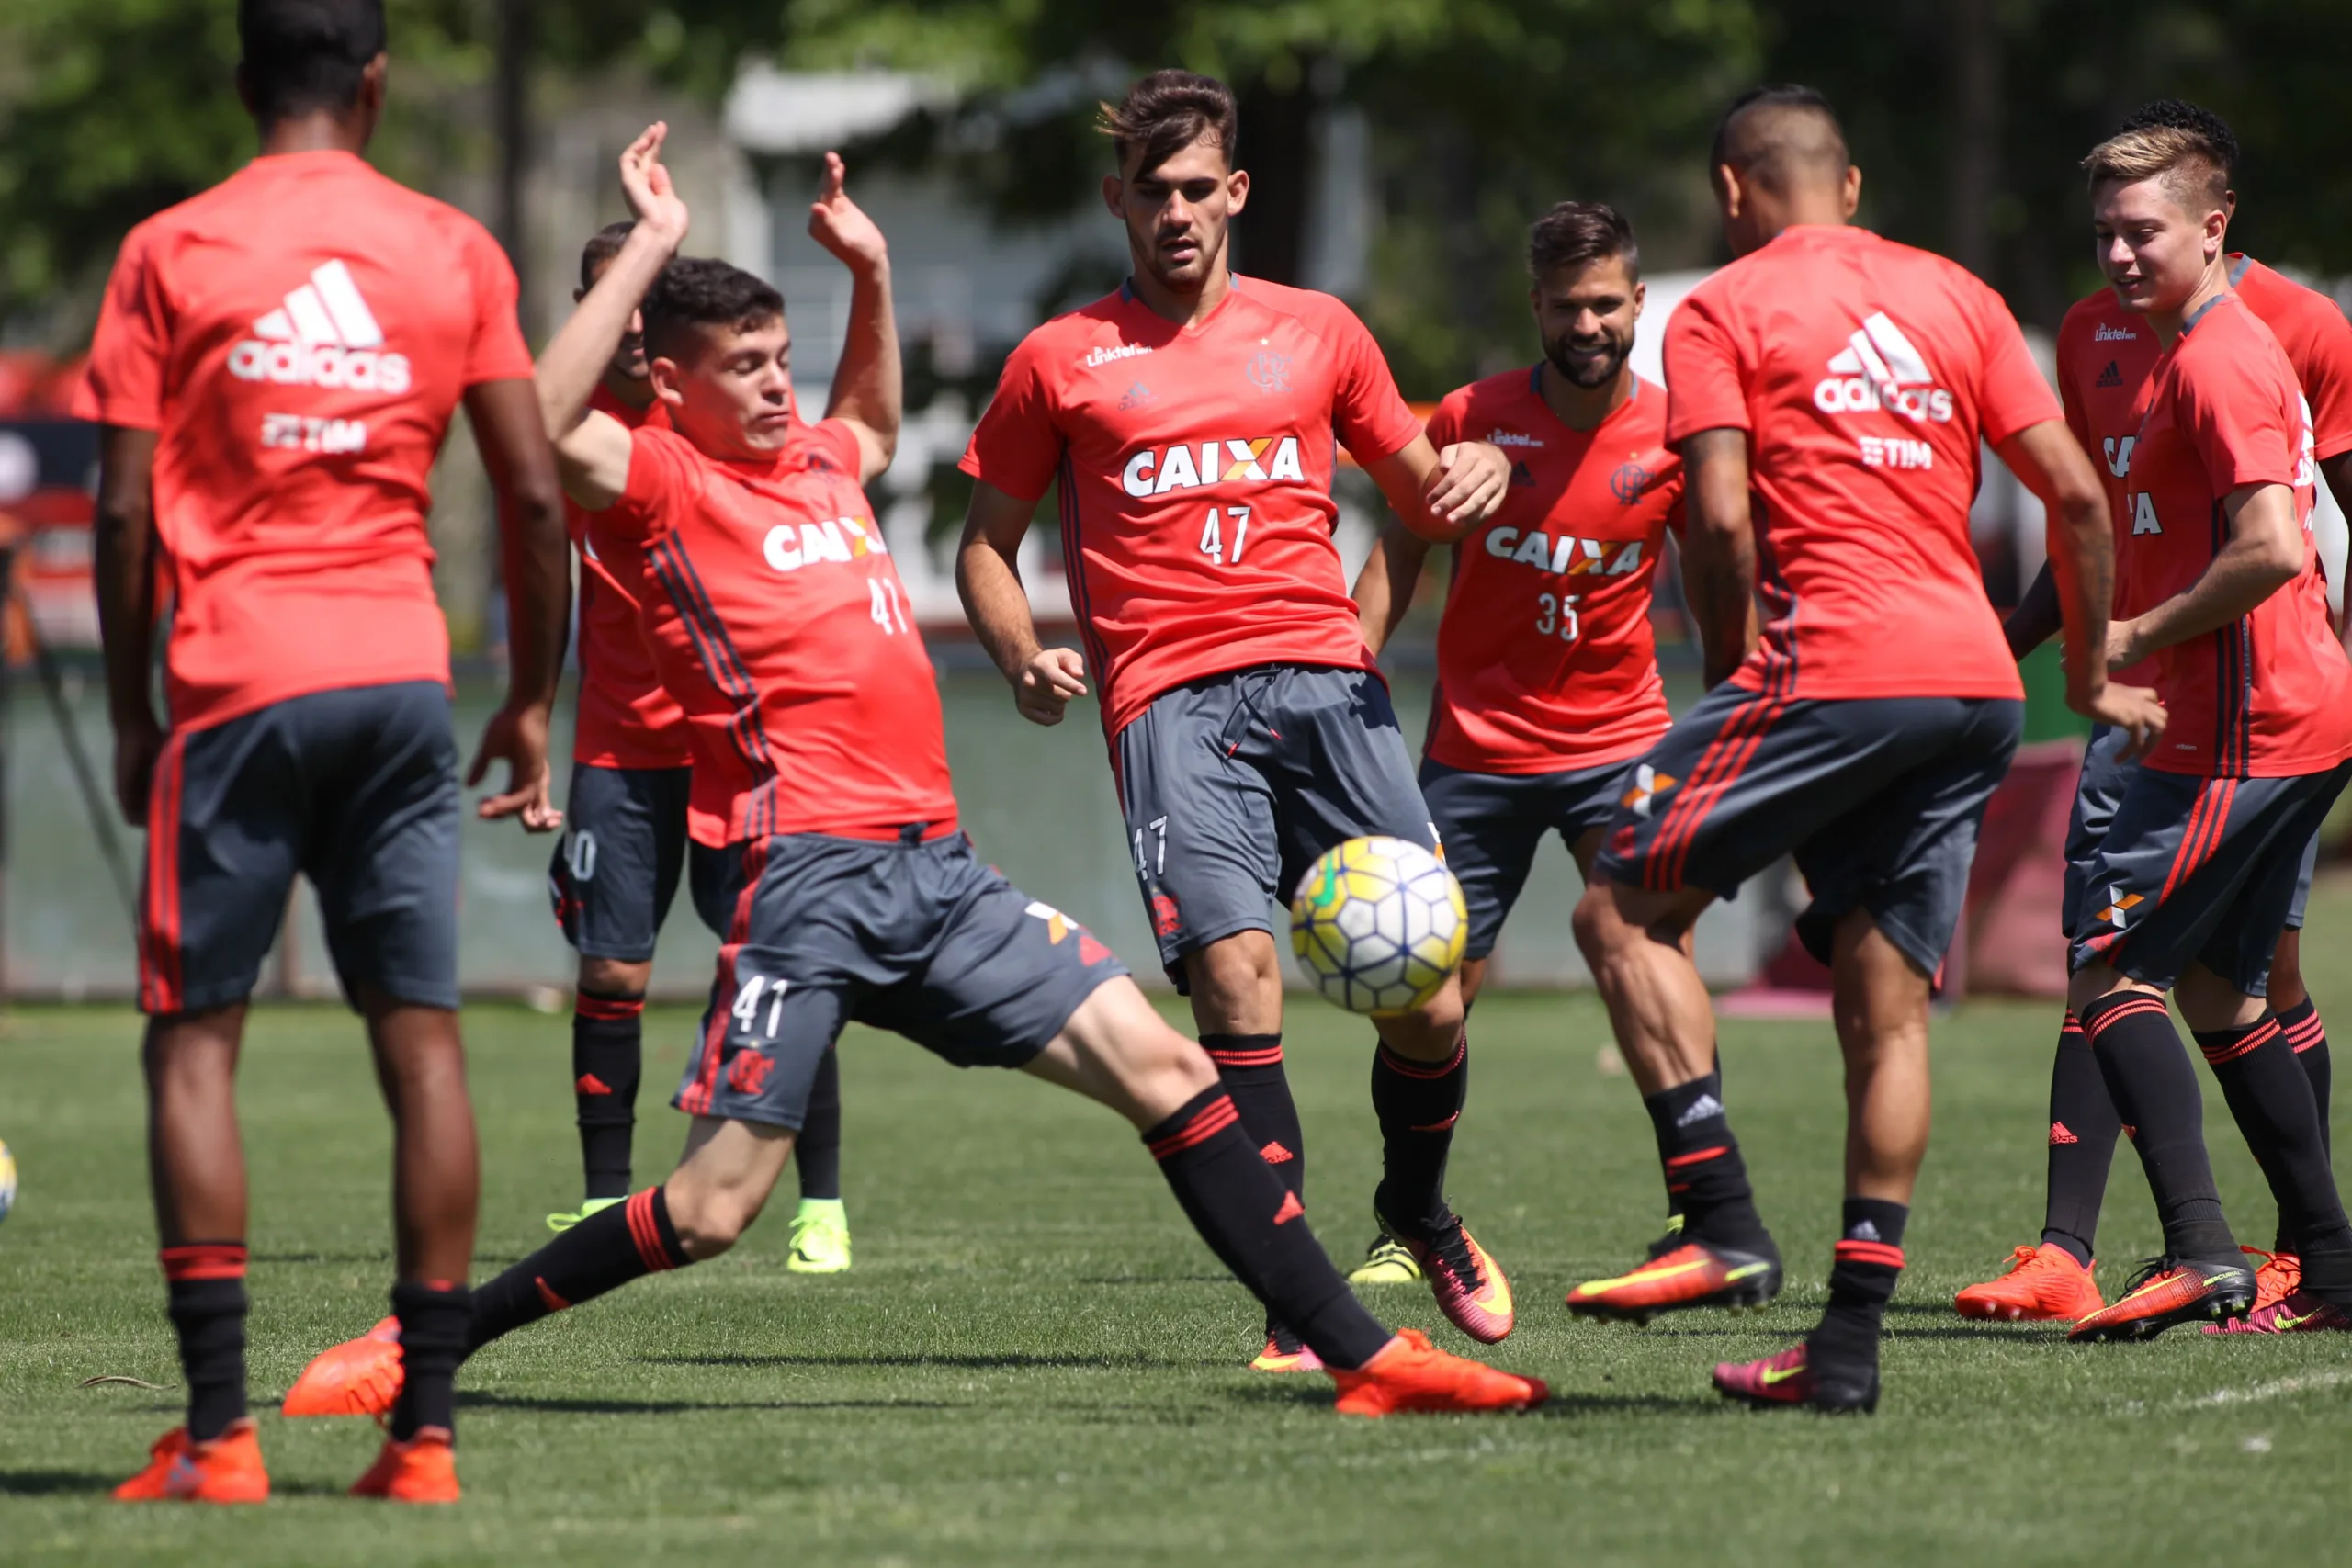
[285,126,1545,1438]
[956,71,1517,1371]
[543,219,853,1274]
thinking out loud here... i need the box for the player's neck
[2152,257,2232,345]
[255,110,371,159]
[1537,359,1634,433]
[1127,261,1232,329]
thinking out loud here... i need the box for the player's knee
[579,955,652,998]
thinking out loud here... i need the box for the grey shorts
[1419,756,1634,960]
[1114,665,1436,981]
[1590,686,2024,976]
[675,827,1128,1130]
[139,680,460,1014]
[548,763,691,962]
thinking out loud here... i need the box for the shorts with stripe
[2066,761,2352,996]
[675,825,1127,1130]
[140,680,460,1014]
[2063,724,2321,938]
[547,762,691,962]
[1419,756,1634,960]
[1590,686,2023,976]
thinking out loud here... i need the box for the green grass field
[7,899,2352,1564]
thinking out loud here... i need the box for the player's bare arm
[537,123,689,509]
[2110,480,2304,670]
[463,377,571,830]
[808,152,899,485]
[2002,561,2064,660]
[91,424,163,824]
[1351,521,1432,657]
[1364,435,1510,544]
[956,480,1087,726]
[1676,426,1761,687]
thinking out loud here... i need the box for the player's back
[75,150,531,728]
[1663,225,2056,701]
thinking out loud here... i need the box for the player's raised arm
[957,481,1087,726]
[1676,428,1762,688]
[1351,520,1432,658]
[537,123,688,510]
[808,152,899,485]
[1363,435,1511,544]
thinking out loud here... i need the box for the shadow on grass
[458,1391,952,1415]
[1075,1274,1245,1287]
[0,1471,116,1496]
[640,1351,1215,1371]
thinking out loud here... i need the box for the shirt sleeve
[2178,338,2299,497]
[1970,284,2063,445]
[1661,290,1751,445]
[1421,390,1466,450]
[958,338,1065,502]
[2285,296,2352,460]
[804,417,865,477]
[606,425,695,536]
[460,220,537,388]
[71,225,168,430]
[1325,303,1423,464]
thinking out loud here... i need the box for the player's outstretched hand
[1423,441,1510,536]
[469,699,563,832]
[2089,682,2167,761]
[618,122,690,249]
[1014,647,1088,727]
[808,152,888,273]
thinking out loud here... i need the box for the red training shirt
[590,420,957,841]
[2121,295,2352,777]
[1663,225,2058,701]
[1422,368,1683,773]
[960,276,1425,741]
[571,383,695,773]
[74,150,534,730]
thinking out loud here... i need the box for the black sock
[161,1243,247,1441]
[2195,1015,2352,1261]
[1369,1032,1467,1233]
[1642,1069,1773,1256]
[796,1047,842,1201]
[468,1186,689,1355]
[1808,1199,1906,1371]
[573,990,645,1201]
[389,1280,472,1442]
[1141,1087,1392,1371]
[2280,997,2332,1159]
[1200,1032,1304,1339]
[2041,1010,2121,1266]
[2082,991,2236,1261]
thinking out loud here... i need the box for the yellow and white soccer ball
[0,1138,15,1225]
[1289,836,1467,1017]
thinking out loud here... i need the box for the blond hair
[2083,125,2228,212]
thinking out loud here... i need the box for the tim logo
[1610,462,1653,504]
[1245,350,1291,393]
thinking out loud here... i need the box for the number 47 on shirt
[1198,506,1251,566]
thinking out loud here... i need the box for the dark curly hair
[642,257,786,364]
[2118,98,2240,180]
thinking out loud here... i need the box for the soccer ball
[0,1139,15,1225]
[1289,836,1467,1017]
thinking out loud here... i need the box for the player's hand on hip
[469,698,564,831]
[2089,682,2167,761]
[808,152,888,274]
[618,122,690,249]
[111,711,164,826]
[1014,647,1087,727]
[1425,441,1510,534]
[2103,615,2148,672]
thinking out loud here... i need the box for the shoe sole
[2068,1286,2254,1342]
[1567,1271,1783,1326]
[1953,1298,2098,1323]
[1715,1382,1879,1415]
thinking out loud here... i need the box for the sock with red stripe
[573,989,645,1201]
[389,1280,471,1442]
[1642,1069,1774,1256]
[796,1047,842,1201]
[1370,1032,1466,1233]
[2040,1010,2121,1266]
[1807,1199,1905,1370]
[466,1187,688,1355]
[1198,1033,1304,1204]
[2081,990,2237,1261]
[161,1242,248,1441]
[1142,1086,1392,1371]
[2194,1013,2351,1261]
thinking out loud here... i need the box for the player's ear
[1630,279,1646,321]
[1226,168,1250,217]
[649,356,687,408]
[1838,164,1861,218]
[356,52,389,128]
[1713,164,1743,220]
[1101,174,1125,220]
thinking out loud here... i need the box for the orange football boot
[1952,1243,2106,1322]
[113,1417,270,1504]
[1329,1329,1547,1416]
[282,1316,404,1417]
[1566,1239,1781,1325]
[350,1427,459,1503]
[2067,1256,2255,1342]
[1375,1204,1514,1344]
[2244,1247,2301,1313]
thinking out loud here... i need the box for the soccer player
[2051,124,2352,1341]
[956,70,1517,1371]
[1350,202,1684,1255]
[285,125,1545,1434]
[1559,86,2161,1409]
[544,220,853,1274]
[1956,99,2352,1325]
[85,0,571,1502]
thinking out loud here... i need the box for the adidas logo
[576,1074,613,1096]
[2049,1121,2078,1146]
[1272,1191,1305,1225]
[1848,1219,1882,1242]
[228,260,413,393]
[1510,459,1536,488]
[1813,311,1954,423]
[2094,359,2122,389]
[1259,1140,1295,1165]
[1675,1092,1724,1128]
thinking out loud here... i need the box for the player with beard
[1348,202,1684,1278]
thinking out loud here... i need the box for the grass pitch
[8,904,2352,1564]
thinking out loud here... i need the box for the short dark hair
[580,221,635,290]
[238,0,386,126]
[1710,84,1848,192]
[2119,98,2240,180]
[1529,202,1639,282]
[1098,70,1239,177]
[641,257,786,364]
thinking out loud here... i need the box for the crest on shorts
[1618,763,1679,819]
[1027,900,1113,965]
[2096,888,2145,928]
